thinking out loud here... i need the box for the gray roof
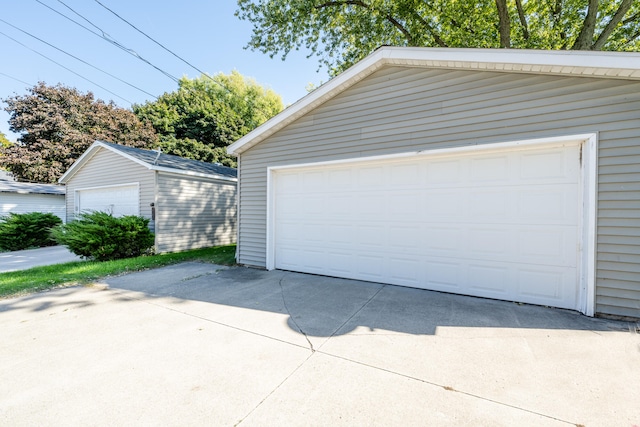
[102,142,237,179]
[0,181,65,195]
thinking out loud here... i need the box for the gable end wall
[64,148,154,223]
[238,66,640,318]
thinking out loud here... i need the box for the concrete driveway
[1,262,638,426]
[0,246,82,272]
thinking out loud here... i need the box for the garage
[229,47,640,318]
[75,184,139,217]
[60,141,237,253]
[271,141,584,310]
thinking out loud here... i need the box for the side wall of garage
[155,172,237,253]
[238,67,640,318]
[64,148,154,223]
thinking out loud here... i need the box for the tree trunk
[494,0,511,48]
[572,0,599,49]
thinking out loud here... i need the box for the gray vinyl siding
[238,66,640,318]
[1,193,66,222]
[155,173,237,253]
[64,148,154,223]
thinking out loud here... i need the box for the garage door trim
[266,133,597,315]
[74,182,140,217]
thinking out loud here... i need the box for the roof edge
[60,141,236,183]
[227,46,640,155]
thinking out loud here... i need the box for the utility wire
[0,18,157,99]
[34,0,179,83]
[0,71,32,86]
[93,0,209,78]
[92,0,232,94]
[0,30,132,104]
[54,0,180,82]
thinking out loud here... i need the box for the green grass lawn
[0,244,236,299]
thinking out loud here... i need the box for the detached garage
[60,141,237,253]
[0,181,66,221]
[228,47,640,319]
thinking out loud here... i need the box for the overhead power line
[34,0,180,83]
[0,71,32,86]
[0,18,157,99]
[0,30,132,104]
[93,0,210,78]
[92,0,232,94]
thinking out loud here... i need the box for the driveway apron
[1,262,638,426]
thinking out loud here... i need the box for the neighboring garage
[0,181,66,222]
[59,141,237,253]
[227,47,640,319]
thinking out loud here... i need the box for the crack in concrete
[108,288,311,351]
[234,352,315,426]
[278,272,315,353]
[107,285,582,426]
[318,283,386,352]
[317,350,579,426]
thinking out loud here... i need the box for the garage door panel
[274,144,581,310]
[77,185,138,217]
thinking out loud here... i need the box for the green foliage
[0,212,62,251]
[0,131,11,148]
[0,245,236,298]
[236,0,640,75]
[1,82,158,183]
[51,211,155,261]
[134,71,284,167]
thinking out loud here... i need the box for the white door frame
[266,133,597,315]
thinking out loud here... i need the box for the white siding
[238,66,640,318]
[0,193,66,222]
[64,148,154,224]
[155,173,236,253]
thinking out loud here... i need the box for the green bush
[51,211,155,261]
[0,212,62,251]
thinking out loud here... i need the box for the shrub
[0,212,62,251]
[51,211,155,261]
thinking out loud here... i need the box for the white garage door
[76,184,139,217]
[273,144,582,310]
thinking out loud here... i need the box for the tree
[133,71,283,167]
[1,83,158,183]
[0,131,11,148]
[236,0,640,74]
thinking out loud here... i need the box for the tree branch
[494,0,511,47]
[572,0,600,49]
[593,0,633,50]
[410,11,448,47]
[515,0,529,40]
[315,1,414,44]
[623,11,640,25]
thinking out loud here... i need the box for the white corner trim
[580,133,598,316]
[266,133,598,315]
[265,166,276,270]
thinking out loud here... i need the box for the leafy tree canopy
[0,131,11,148]
[133,71,284,167]
[1,82,158,183]
[237,0,640,74]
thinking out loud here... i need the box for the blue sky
[0,1,327,140]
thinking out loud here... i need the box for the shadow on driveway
[89,262,631,338]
